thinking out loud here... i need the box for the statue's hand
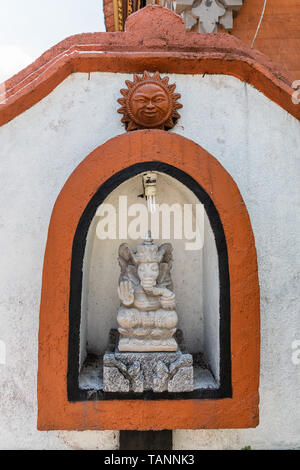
[160,291,176,310]
[118,280,134,306]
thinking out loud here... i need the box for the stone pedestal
[118,336,178,352]
[103,330,193,393]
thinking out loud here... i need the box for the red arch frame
[38,130,260,430]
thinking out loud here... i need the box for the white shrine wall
[0,72,300,449]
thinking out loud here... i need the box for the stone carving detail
[102,237,194,393]
[118,71,182,131]
[116,235,178,352]
[147,0,244,33]
[192,0,226,33]
[103,330,194,393]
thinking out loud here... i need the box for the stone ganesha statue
[117,235,178,352]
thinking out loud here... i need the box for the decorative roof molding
[0,6,298,127]
[148,0,244,33]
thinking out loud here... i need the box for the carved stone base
[118,336,178,352]
[103,330,193,393]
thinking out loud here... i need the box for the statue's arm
[152,286,176,310]
[118,280,135,306]
[118,243,138,307]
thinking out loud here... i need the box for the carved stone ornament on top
[146,0,244,33]
[118,71,182,131]
[117,236,178,352]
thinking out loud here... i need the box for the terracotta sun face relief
[118,71,182,131]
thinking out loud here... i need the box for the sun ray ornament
[117,71,182,131]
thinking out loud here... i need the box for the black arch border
[68,161,232,401]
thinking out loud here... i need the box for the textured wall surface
[0,72,299,449]
[231,0,300,80]
[103,0,300,80]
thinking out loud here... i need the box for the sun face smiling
[130,82,170,127]
[118,71,182,131]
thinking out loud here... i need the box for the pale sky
[0,0,105,82]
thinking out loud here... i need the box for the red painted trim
[0,6,299,127]
[38,130,260,430]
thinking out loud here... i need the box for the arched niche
[76,166,228,397]
[38,130,259,430]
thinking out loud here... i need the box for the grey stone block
[153,360,169,392]
[168,366,194,393]
[103,366,130,393]
[102,329,194,393]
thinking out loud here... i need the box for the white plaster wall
[203,212,220,382]
[0,71,300,449]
